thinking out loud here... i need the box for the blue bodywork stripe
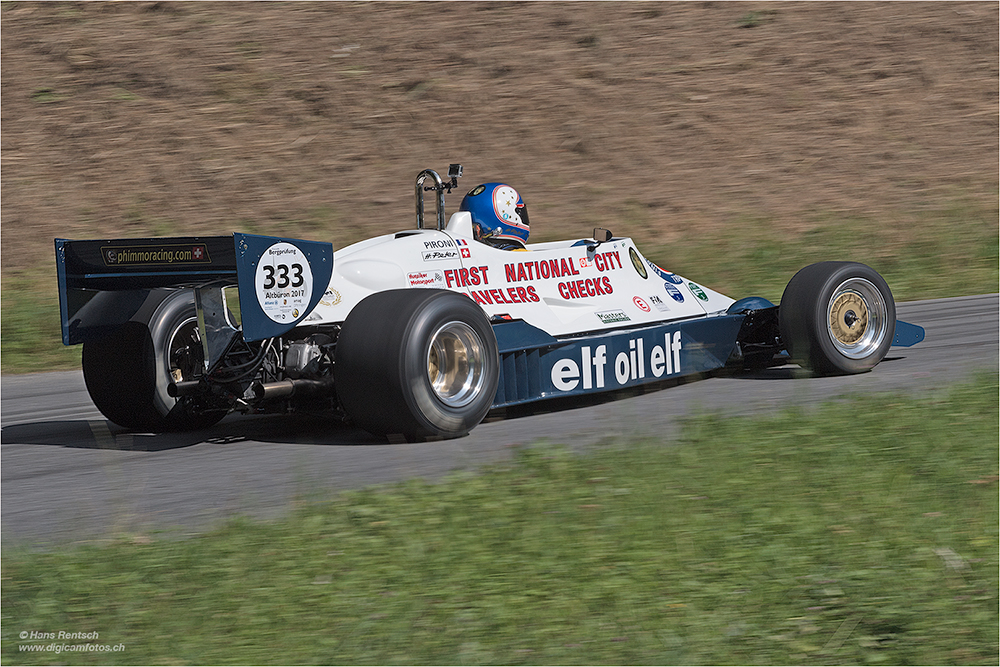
[490,314,745,407]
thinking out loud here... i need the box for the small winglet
[892,320,925,347]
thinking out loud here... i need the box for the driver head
[459,183,529,247]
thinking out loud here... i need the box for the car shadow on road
[721,356,909,380]
[3,363,849,450]
[1,413,385,451]
[722,366,806,380]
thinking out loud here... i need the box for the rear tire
[83,290,228,431]
[779,262,896,375]
[335,290,499,440]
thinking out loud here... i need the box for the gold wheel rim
[826,278,888,359]
[829,291,869,345]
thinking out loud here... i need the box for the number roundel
[254,242,313,323]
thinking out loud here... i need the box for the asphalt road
[3,294,996,547]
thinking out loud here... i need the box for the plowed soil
[2,2,997,274]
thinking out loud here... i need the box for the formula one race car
[55,165,924,441]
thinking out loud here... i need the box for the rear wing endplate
[55,234,332,346]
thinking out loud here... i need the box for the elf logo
[550,332,683,391]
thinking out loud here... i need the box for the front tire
[82,290,228,431]
[779,262,896,375]
[335,290,499,440]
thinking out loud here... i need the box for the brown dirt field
[2,2,997,276]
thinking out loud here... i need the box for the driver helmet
[459,183,529,248]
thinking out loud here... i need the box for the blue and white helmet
[459,183,530,247]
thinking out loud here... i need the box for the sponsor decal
[408,270,446,288]
[688,282,709,301]
[470,286,539,305]
[647,294,671,312]
[550,331,683,391]
[559,276,613,300]
[444,266,490,288]
[254,242,313,323]
[590,251,623,272]
[646,259,684,284]
[629,247,647,279]
[101,244,211,266]
[633,296,651,312]
[498,254,621,301]
[579,251,624,272]
[504,257,580,282]
[320,288,342,306]
[664,283,685,302]
[596,309,631,324]
[422,249,459,261]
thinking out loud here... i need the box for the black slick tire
[82,290,227,431]
[335,289,499,440]
[779,261,896,375]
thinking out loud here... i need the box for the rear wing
[55,233,332,346]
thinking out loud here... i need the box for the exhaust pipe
[250,378,332,402]
[168,380,204,397]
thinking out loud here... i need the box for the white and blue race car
[55,165,924,441]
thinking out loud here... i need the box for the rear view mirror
[588,228,613,252]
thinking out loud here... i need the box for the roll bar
[415,164,463,230]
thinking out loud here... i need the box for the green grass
[0,273,81,374]
[642,198,999,305]
[2,198,996,374]
[3,375,997,665]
